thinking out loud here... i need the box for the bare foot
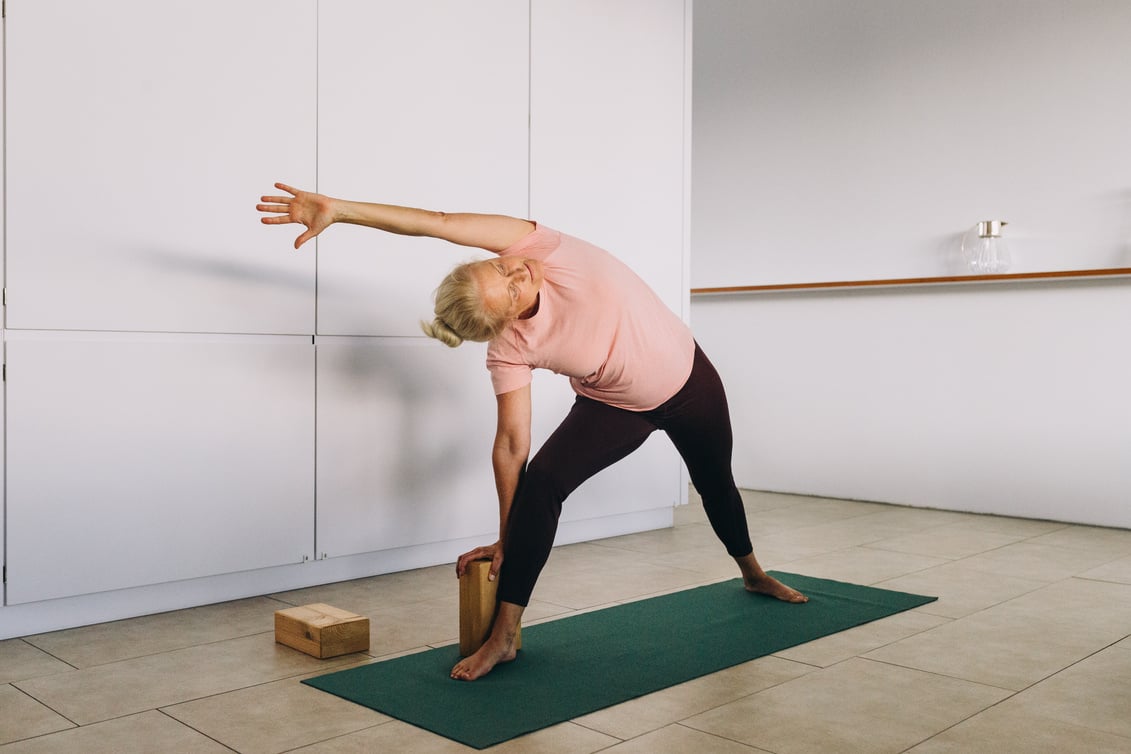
[450,631,518,681]
[744,573,808,603]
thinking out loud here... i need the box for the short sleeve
[487,338,533,395]
[497,224,561,261]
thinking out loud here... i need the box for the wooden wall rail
[690,267,1131,296]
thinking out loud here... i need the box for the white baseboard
[0,507,673,640]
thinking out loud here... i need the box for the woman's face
[470,256,544,320]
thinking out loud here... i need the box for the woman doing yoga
[257,182,807,682]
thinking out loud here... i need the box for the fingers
[455,546,493,578]
[488,551,504,582]
[455,551,476,578]
[274,182,300,196]
[294,230,315,249]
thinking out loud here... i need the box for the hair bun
[420,317,464,348]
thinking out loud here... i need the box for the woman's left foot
[744,573,808,603]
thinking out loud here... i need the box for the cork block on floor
[459,559,522,657]
[274,603,370,659]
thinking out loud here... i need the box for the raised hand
[256,182,336,249]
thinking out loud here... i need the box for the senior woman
[257,182,807,682]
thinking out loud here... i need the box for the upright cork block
[459,560,522,657]
[274,603,370,659]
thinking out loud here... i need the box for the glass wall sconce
[961,220,1010,273]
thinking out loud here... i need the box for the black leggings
[497,343,753,607]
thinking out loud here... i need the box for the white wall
[693,0,1131,287]
[1,0,691,638]
[691,0,1131,527]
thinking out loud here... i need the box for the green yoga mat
[303,571,935,749]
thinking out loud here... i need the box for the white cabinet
[316,0,529,336]
[5,334,315,604]
[5,0,317,334]
[315,337,499,557]
[0,0,689,631]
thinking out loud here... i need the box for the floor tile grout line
[859,655,1021,694]
[24,629,286,671]
[155,708,239,753]
[895,634,1131,753]
[273,719,398,754]
[673,722,771,752]
[5,681,81,731]
[12,637,80,673]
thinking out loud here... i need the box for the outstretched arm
[257,182,534,252]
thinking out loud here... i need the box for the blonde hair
[420,262,510,348]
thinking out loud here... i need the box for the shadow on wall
[130,244,493,537]
[135,246,314,292]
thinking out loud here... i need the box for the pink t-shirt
[486,225,695,411]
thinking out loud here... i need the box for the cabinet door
[316,0,529,336]
[5,0,317,334]
[5,334,315,604]
[316,337,498,557]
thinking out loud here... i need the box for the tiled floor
[3,489,1130,753]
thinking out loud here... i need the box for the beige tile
[773,610,950,668]
[876,562,1048,619]
[290,720,472,752]
[634,545,750,581]
[683,658,1008,754]
[590,523,722,556]
[742,500,885,536]
[992,577,1131,637]
[272,564,454,613]
[752,514,930,557]
[673,501,707,526]
[739,489,816,512]
[933,515,1068,538]
[1003,645,1131,738]
[0,710,231,754]
[13,632,361,725]
[846,507,977,531]
[486,721,621,753]
[0,684,75,745]
[299,718,618,754]
[954,541,1123,582]
[0,639,73,685]
[164,675,389,753]
[865,525,1024,560]
[539,542,648,574]
[1079,553,1131,584]
[1025,524,1131,557]
[602,723,767,753]
[531,550,709,609]
[864,579,1131,690]
[748,530,853,562]
[575,656,813,739]
[367,596,458,658]
[907,705,1131,753]
[24,595,287,668]
[777,546,949,585]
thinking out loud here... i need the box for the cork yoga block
[274,603,370,659]
[459,560,522,657]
